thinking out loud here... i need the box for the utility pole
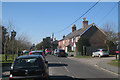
[11,30,16,60]
[115,41,119,60]
[52,32,54,41]
[51,32,54,50]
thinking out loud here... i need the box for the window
[14,58,43,69]
[72,38,74,43]
[63,40,65,44]
[76,37,78,42]
[59,42,60,45]
[72,46,74,51]
[31,52,43,55]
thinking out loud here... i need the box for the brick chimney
[72,24,76,32]
[63,35,65,39]
[82,18,88,28]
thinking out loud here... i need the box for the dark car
[9,55,49,80]
[55,49,68,57]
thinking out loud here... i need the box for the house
[58,18,106,53]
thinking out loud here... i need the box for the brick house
[58,18,106,52]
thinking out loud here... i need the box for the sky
[2,2,118,45]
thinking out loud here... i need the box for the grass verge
[75,55,92,58]
[108,60,120,67]
[0,54,27,63]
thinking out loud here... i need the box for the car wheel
[92,55,95,58]
[99,54,101,58]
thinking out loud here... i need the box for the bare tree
[3,21,32,60]
[102,23,118,53]
[3,21,16,61]
[16,33,32,54]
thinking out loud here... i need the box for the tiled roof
[65,23,94,39]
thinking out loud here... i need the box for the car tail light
[100,50,102,53]
[9,74,13,79]
[42,75,47,78]
[42,52,44,56]
[29,52,31,55]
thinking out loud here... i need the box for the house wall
[58,40,63,48]
[81,25,106,48]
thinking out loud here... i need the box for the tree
[77,36,90,55]
[102,23,118,52]
[2,21,32,61]
[36,37,51,50]
[36,41,44,50]
[16,33,32,53]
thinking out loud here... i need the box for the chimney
[72,24,76,32]
[82,18,88,28]
[63,35,65,39]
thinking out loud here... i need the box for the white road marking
[94,65,119,76]
[59,62,62,63]
[64,66,70,72]
[48,62,59,63]
[58,61,70,72]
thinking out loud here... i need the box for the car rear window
[14,57,43,69]
[102,50,108,51]
[96,50,100,52]
[31,52,43,55]
[60,50,65,52]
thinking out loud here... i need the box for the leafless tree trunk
[102,22,118,53]
[4,21,15,61]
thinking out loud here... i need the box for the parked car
[55,49,68,57]
[22,50,28,54]
[54,49,57,56]
[45,48,51,55]
[9,55,49,80]
[29,50,44,55]
[92,49,109,58]
[51,50,55,55]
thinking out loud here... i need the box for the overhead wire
[55,0,101,34]
[98,3,118,26]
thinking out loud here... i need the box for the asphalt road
[46,54,118,80]
[1,54,119,80]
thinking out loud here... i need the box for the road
[46,54,118,80]
[2,54,118,80]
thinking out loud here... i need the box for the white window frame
[72,38,74,43]
[72,46,74,51]
[63,40,65,44]
[59,42,60,45]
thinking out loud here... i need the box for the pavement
[68,56,119,76]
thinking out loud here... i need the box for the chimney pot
[72,24,76,32]
[63,35,65,39]
[82,18,88,28]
